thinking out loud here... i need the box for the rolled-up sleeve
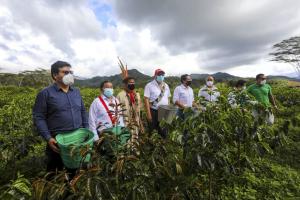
[88,100,99,141]
[32,91,51,141]
[144,84,150,98]
[198,89,205,98]
[167,86,171,98]
[173,87,180,104]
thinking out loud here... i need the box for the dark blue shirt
[33,84,88,141]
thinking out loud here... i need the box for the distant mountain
[190,73,209,80]
[74,69,152,88]
[75,70,300,88]
[267,75,300,81]
[75,71,243,88]
[191,72,240,80]
[0,68,298,88]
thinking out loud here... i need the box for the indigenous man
[117,59,143,149]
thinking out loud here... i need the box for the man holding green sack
[33,61,88,172]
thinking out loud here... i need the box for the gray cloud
[113,0,300,69]
[3,0,105,55]
[0,43,9,50]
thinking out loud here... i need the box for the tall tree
[269,36,300,77]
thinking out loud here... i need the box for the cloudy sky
[0,0,300,78]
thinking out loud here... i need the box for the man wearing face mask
[173,74,195,157]
[198,75,220,107]
[173,74,195,116]
[144,69,171,138]
[89,81,124,141]
[33,61,88,172]
[247,74,277,124]
[117,76,143,147]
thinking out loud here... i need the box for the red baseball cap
[154,69,165,76]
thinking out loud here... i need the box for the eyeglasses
[60,70,73,75]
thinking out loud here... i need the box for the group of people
[32,60,277,173]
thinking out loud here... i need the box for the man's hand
[144,97,152,123]
[175,101,185,109]
[146,112,152,123]
[242,108,248,113]
[48,138,59,153]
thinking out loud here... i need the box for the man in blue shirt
[33,61,88,172]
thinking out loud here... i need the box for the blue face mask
[156,75,165,82]
[103,88,114,98]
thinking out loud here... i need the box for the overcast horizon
[1,0,300,78]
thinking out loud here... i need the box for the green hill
[0,68,298,88]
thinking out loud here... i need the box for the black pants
[45,145,77,179]
[46,144,64,172]
[150,108,168,139]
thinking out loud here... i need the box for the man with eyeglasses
[247,73,278,125]
[33,61,88,173]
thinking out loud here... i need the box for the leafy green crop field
[0,81,299,199]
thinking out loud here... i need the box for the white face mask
[206,81,214,87]
[62,74,74,86]
[260,80,266,85]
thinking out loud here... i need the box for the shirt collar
[203,85,217,90]
[53,83,73,92]
[151,79,159,86]
[180,84,189,89]
[152,79,165,88]
[101,94,115,101]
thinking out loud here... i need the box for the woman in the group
[228,79,254,108]
[198,75,220,106]
[89,80,125,141]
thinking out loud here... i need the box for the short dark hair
[100,80,111,90]
[123,76,135,84]
[236,79,246,87]
[51,61,71,80]
[256,73,264,80]
[180,74,189,83]
[206,75,214,81]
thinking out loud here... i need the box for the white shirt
[198,85,220,102]
[88,95,124,141]
[173,84,194,107]
[144,80,171,110]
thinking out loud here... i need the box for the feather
[118,57,128,80]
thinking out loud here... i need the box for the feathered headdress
[118,57,128,80]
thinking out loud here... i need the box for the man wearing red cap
[144,69,171,138]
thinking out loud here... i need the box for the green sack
[102,126,131,147]
[56,128,94,169]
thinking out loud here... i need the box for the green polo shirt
[247,83,272,107]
